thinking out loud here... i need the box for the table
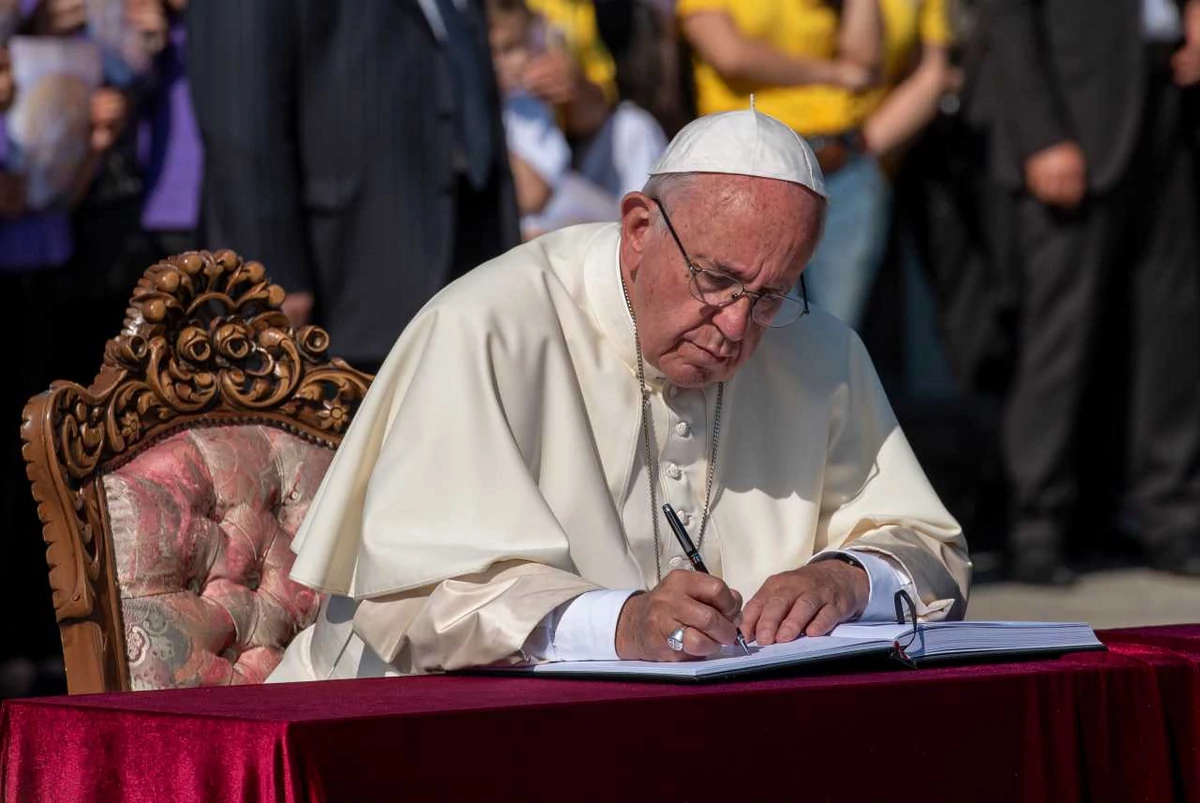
[3,625,1199,803]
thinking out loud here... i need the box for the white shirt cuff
[807,550,914,622]
[523,589,638,663]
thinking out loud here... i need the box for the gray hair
[641,173,701,218]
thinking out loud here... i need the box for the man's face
[619,175,824,388]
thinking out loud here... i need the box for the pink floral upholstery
[102,426,330,691]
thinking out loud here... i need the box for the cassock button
[675,421,690,437]
[668,556,689,570]
[666,463,682,480]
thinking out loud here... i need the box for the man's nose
[713,296,754,342]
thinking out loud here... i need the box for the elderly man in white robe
[269,108,971,681]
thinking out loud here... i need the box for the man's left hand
[740,560,869,645]
[1173,41,1200,86]
[1177,1,1200,86]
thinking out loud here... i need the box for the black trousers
[1002,61,1200,556]
[448,171,509,283]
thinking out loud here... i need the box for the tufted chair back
[21,251,372,694]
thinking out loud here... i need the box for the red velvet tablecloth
[3,625,1199,803]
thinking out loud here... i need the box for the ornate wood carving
[20,250,373,693]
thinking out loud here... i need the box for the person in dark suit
[188,0,520,372]
[974,0,1200,583]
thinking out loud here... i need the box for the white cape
[278,223,970,678]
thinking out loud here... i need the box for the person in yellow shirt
[861,0,956,161]
[678,0,887,330]
[678,0,877,136]
[523,0,617,138]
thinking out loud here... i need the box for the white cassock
[270,223,971,681]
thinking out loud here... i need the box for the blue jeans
[802,153,891,330]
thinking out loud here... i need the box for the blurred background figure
[973,0,1200,583]
[188,0,519,374]
[0,0,144,698]
[859,0,954,163]
[676,0,884,330]
[855,0,1015,572]
[846,0,958,384]
[133,0,199,263]
[489,0,667,238]
[575,0,668,200]
[523,0,617,141]
[596,0,693,138]
[488,0,575,236]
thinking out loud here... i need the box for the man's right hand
[830,59,873,92]
[614,570,743,662]
[1024,141,1087,210]
[281,291,315,328]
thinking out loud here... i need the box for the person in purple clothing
[0,0,132,698]
[133,0,200,259]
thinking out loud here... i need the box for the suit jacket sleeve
[187,0,314,295]
[981,0,1073,162]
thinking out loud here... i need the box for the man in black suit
[974,0,1200,582]
[189,0,520,372]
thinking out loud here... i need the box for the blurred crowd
[2,0,1199,693]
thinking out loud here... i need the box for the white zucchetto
[649,105,827,198]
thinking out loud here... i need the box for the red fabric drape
[3,625,1198,803]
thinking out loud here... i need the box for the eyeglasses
[650,197,810,329]
[890,590,920,669]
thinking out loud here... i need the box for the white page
[501,621,1102,681]
[519,631,895,680]
[833,620,1102,661]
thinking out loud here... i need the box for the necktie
[433,0,496,190]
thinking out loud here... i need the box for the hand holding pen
[612,527,748,662]
[662,503,752,655]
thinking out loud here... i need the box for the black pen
[662,503,752,655]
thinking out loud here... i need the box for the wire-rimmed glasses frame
[890,589,921,669]
[649,196,810,329]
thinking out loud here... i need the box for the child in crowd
[487,0,574,237]
[486,0,667,239]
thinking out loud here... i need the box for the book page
[521,630,895,680]
[501,621,1102,681]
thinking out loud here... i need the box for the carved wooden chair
[21,251,372,694]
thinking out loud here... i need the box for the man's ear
[620,192,654,258]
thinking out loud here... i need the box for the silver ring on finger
[667,626,686,652]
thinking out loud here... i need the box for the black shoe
[1146,534,1200,577]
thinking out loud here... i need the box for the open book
[501,620,1104,682]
